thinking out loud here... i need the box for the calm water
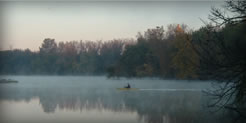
[0,76,232,123]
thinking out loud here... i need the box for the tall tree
[193,0,246,119]
[171,25,199,79]
[39,38,58,74]
[40,38,57,54]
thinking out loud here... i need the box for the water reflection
[0,83,233,123]
[0,77,234,123]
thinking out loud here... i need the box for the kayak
[117,88,139,90]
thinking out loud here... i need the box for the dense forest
[0,24,200,79]
[0,38,133,75]
[0,22,245,79]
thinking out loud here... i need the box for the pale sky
[0,1,224,51]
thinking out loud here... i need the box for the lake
[0,76,233,123]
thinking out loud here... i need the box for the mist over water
[0,76,233,123]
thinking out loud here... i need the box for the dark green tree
[39,38,58,74]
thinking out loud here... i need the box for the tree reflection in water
[0,84,233,123]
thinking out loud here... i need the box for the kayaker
[125,83,131,88]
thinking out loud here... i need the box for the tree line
[0,24,208,79]
[107,24,199,79]
[0,21,242,77]
[0,39,134,75]
[0,22,244,80]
